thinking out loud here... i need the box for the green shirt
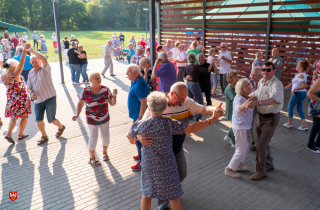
[187,49,201,64]
[225,85,236,121]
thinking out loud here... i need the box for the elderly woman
[72,72,117,164]
[186,41,201,64]
[112,36,121,60]
[225,78,254,178]
[122,43,135,64]
[185,53,210,121]
[51,32,58,50]
[306,78,320,153]
[139,57,156,92]
[1,43,31,144]
[127,91,223,210]
[283,60,309,130]
[224,70,239,147]
[40,36,48,56]
[78,44,89,83]
[2,39,11,63]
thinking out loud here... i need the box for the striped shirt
[143,97,204,124]
[27,64,56,104]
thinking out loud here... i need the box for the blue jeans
[11,48,16,58]
[34,96,57,123]
[187,82,203,120]
[80,64,89,82]
[133,119,142,163]
[69,64,81,83]
[21,70,31,82]
[33,39,38,49]
[288,91,306,119]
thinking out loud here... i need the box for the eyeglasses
[221,46,226,48]
[262,68,273,72]
[174,92,185,102]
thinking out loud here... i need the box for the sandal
[37,135,49,145]
[88,158,101,165]
[0,118,3,125]
[5,135,15,144]
[211,93,217,97]
[297,126,308,131]
[18,134,29,140]
[56,125,65,137]
[283,123,293,128]
[103,153,109,161]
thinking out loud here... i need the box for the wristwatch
[258,101,262,106]
[137,117,142,120]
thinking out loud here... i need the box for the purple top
[155,60,176,93]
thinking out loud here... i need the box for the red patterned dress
[2,74,32,119]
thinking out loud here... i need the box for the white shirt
[207,56,217,74]
[217,50,232,74]
[104,44,114,57]
[170,47,179,59]
[176,50,187,67]
[231,95,254,130]
[22,35,28,41]
[196,45,202,51]
[292,72,307,92]
[27,64,56,104]
[51,36,57,42]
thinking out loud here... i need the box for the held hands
[24,43,31,51]
[127,134,137,144]
[212,102,224,120]
[246,100,256,109]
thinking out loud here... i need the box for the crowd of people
[1,33,320,210]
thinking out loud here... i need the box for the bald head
[170,82,188,93]
[272,48,279,57]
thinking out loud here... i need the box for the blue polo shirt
[155,60,176,93]
[13,54,32,70]
[128,75,149,121]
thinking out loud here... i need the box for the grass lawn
[31,31,158,63]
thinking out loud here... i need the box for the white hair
[235,78,250,95]
[252,67,262,76]
[187,53,196,63]
[158,52,167,61]
[147,92,168,115]
[128,64,141,75]
[255,51,263,58]
[16,46,24,53]
[197,53,205,59]
[179,44,185,49]
[78,44,84,48]
[30,55,41,62]
[71,35,75,38]
[4,59,19,73]
[221,42,227,47]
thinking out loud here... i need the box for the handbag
[308,90,320,116]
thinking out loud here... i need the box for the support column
[265,0,273,61]
[149,0,156,67]
[202,0,206,49]
[156,1,161,46]
[52,0,64,84]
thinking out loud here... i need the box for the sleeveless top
[292,72,307,92]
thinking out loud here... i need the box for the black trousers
[307,116,320,148]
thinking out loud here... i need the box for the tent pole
[52,0,64,84]
[202,0,206,50]
[149,0,156,68]
[265,0,273,61]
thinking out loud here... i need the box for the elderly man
[129,35,136,50]
[152,52,176,93]
[216,43,232,98]
[119,32,125,48]
[127,64,149,171]
[101,40,119,77]
[268,48,283,81]
[249,67,262,151]
[67,42,81,84]
[27,47,65,145]
[137,82,225,210]
[247,61,284,180]
[252,51,264,69]
[175,44,188,82]
[163,39,174,58]
[22,32,28,41]
[13,46,32,82]
[70,35,79,44]
[10,35,19,58]
[130,45,145,67]
[31,31,39,50]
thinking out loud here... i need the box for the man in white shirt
[174,44,188,82]
[101,40,119,77]
[216,43,232,98]
[163,39,174,58]
[22,32,28,41]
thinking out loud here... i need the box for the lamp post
[52,0,64,84]
[143,8,148,40]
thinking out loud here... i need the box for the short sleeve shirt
[217,50,232,74]
[163,45,174,58]
[177,50,187,67]
[254,76,284,114]
[155,60,177,93]
[32,34,38,40]
[104,44,114,57]
[119,35,125,41]
[225,85,236,121]
[128,76,150,121]
[51,36,57,42]
[269,55,283,80]
[13,54,32,70]
[80,86,112,125]
[252,59,263,69]
[186,49,201,64]
[170,47,180,59]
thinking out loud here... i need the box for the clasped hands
[244,96,258,109]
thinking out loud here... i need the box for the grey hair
[220,42,227,47]
[235,78,250,95]
[128,43,133,47]
[78,44,84,48]
[255,51,263,58]
[71,35,75,38]
[71,41,77,47]
[197,53,205,59]
[252,67,262,76]
[139,57,151,69]
[179,44,184,49]
[188,53,196,63]
[30,55,40,62]
[4,59,19,73]
[170,82,188,93]
[147,92,168,115]
[16,46,24,53]
[128,64,141,75]
[158,52,167,61]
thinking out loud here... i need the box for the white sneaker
[72,82,76,85]
[221,95,226,99]
[231,144,235,148]
[218,93,224,96]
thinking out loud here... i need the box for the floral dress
[312,59,320,84]
[2,74,32,119]
[128,116,188,200]
[2,44,10,60]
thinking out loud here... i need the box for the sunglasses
[221,46,226,48]
[262,68,273,72]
